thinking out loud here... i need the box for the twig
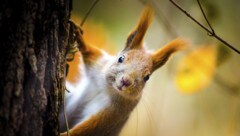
[80,0,100,27]
[196,0,214,34]
[63,64,70,136]
[63,88,70,136]
[169,0,240,54]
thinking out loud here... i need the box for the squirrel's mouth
[117,85,125,91]
[116,81,131,92]
[106,72,132,92]
[117,86,122,91]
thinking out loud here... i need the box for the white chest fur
[59,52,114,131]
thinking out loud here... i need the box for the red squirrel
[59,7,187,136]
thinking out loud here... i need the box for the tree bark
[0,0,71,136]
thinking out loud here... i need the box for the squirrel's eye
[143,74,150,82]
[118,55,125,63]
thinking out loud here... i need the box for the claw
[68,19,83,35]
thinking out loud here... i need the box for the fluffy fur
[60,7,187,136]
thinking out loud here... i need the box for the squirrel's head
[106,7,188,100]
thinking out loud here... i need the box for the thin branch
[169,0,211,33]
[63,65,70,136]
[63,89,70,136]
[80,0,100,27]
[169,0,240,54]
[196,0,215,34]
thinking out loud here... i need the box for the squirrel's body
[60,7,187,136]
[60,50,142,136]
[60,51,140,135]
[59,52,113,131]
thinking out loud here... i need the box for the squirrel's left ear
[124,6,153,51]
[151,38,188,72]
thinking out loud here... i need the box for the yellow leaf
[175,45,217,94]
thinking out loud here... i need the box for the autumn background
[68,0,240,136]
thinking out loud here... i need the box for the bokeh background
[67,0,240,136]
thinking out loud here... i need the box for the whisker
[141,97,157,136]
[142,90,154,104]
[136,106,139,136]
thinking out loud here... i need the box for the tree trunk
[0,0,71,136]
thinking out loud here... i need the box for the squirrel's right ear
[151,38,188,72]
[124,6,153,51]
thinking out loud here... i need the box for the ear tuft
[151,38,189,72]
[161,38,189,52]
[125,6,154,50]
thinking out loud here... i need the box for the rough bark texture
[0,0,71,135]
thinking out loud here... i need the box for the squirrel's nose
[121,76,133,87]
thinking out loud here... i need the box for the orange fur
[79,43,103,66]
[60,97,138,136]
[72,22,103,66]
[61,7,188,136]
[125,6,153,50]
[66,19,115,84]
[151,38,188,72]
[66,52,82,83]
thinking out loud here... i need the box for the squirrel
[59,7,188,136]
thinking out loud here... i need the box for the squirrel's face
[105,7,187,100]
[106,49,152,100]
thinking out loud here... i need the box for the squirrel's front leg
[60,118,94,136]
[60,112,106,136]
[69,20,103,66]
